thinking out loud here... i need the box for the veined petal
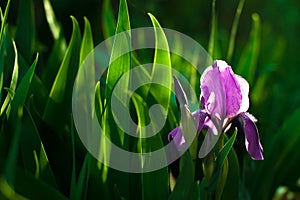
[200,63,226,122]
[173,76,188,106]
[168,126,187,151]
[234,74,249,113]
[216,60,245,118]
[239,112,264,160]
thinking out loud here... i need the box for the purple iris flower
[169,60,263,160]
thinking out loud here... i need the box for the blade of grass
[43,17,81,128]
[148,13,172,113]
[169,152,195,200]
[20,106,58,188]
[236,13,261,85]
[251,107,300,199]
[222,148,240,200]
[226,0,246,61]
[208,129,237,192]
[11,54,38,114]
[105,0,131,102]
[15,0,35,64]
[0,0,11,45]
[208,0,217,59]
[102,0,117,39]
[0,158,68,200]
[131,93,169,200]
[80,17,94,65]
[0,41,19,116]
[43,0,61,40]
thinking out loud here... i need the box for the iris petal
[192,110,208,133]
[239,112,264,160]
[198,119,219,158]
[200,64,226,130]
[173,76,188,106]
[168,126,187,151]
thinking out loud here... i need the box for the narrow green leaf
[208,129,237,192]
[227,0,246,61]
[4,107,22,187]
[43,17,81,128]
[80,17,94,65]
[236,13,261,85]
[73,154,90,200]
[251,107,300,199]
[0,0,11,44]
[169,152,195,200]
[148,13,172,113]
[131,93,169,200]
[15,0,35,64]
[0,41,18,116]
[4,56,38,187]
[11,54,38,115]
[208,0,217,59]
[0,158,68,200]
[102,0,117,39]
[95,81,103,122]
[105,0,131,101]
[42,0,67,89]
[70,116,77,199]
[20,107,58,188]
[43,0,61,40]
[114,184,127,200]
[42,30,67,90]
[222,148,240,200]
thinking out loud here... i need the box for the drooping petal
[168,126,188,151]
[192,109,208,133]
[173,76,188,106]
[238,112,264,160]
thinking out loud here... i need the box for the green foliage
[0,0,299,199]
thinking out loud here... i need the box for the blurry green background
[1,0,300,199]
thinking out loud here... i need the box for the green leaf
[131,93,169,200]
[226,0,246,61]
[3,54,37,190]
[41,0,67,90]
[208,0,217,58]
[43,16,81,128]
[251,107,300,199]
[222,148,240,200]
[11,54,38,116]
[169,152,195,200]
[208,129,237,192]
[0,41,18,116]
[236,13,261,85]
[20,106,58,188]
[43,0,61,40]
[0,0,11,45]
[148,13,172,113]
[42,30,67,90]
[105,0,131,101]
[114,184,127,200]
[80,17,94,65]
[0,158,68,200]
[15,0,35,64]
[102,0,117,39]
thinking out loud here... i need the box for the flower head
[169,60,263,160]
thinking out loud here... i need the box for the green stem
[208,0,216,59]
[226,0,246,61]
